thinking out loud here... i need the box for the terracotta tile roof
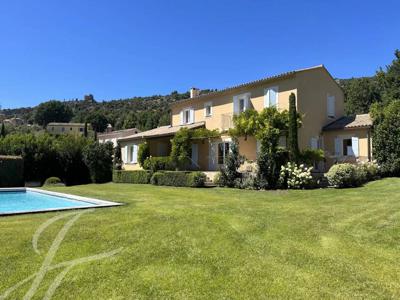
[323,114,372,131]
[171,65,330,106]
[118,122,205,141]
[47,122,86,126]
[98,128,140,139]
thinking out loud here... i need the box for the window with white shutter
[327,95,335,118]
[233,93,250,115]
[181,108,194,124]
[264,86,279,107]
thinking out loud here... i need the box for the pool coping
[0,188,123,216]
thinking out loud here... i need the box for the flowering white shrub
[357,160,380,181]
[279,162,313,189]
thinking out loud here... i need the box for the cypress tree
[84,122,88,138]
[288,93,300,162]
[0,122,6,138]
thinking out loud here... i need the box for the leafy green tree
[371,100,400,176]
[34,100,73,127]
[342,77,381,115]
[87,112,108,133]
[138,142,150,167]
[54,135,92,185]
[122,112,137,129]
[377,49,400,103]
[83,142,113,183]
[229,109,259,139]
[288,93,300,162]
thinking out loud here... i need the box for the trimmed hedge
[143,156,174,172]
[113,170,151,184]
[150,171,206,187]
[0,156,24,187]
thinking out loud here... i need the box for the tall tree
[288,93,300,162]
[377,49,400,103]
[342,77,381,115]
[84,122,88,138]
[0,122,6,138]
[34,100,73,127]
[87,112,108,133]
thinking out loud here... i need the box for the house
[46,122,90,135]
[98,125,140,147]
[118,65,372,172]
[3,117,24,126]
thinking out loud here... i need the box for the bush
[187,171,206,187]
[357,160,380,181]
[326,163,366,188]
[279,162,313,189]
[219,138,243,187]
[44,177,63,186]
[143,156,174,172]
[83,142,114,183]
[300,149,324,166]
[234,173,258,190]
[213,172,222,186]
[113,170,151,184]
[0,156,24,187]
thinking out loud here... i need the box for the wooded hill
[1,49,399,132]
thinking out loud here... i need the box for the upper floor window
[233,93,250,115]
[204,101,212,117]
[61,127,65,132]
[327,95,335,118]
[264,86,278,107]
[180,108,194,125]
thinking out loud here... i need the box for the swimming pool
[0,188,121,216]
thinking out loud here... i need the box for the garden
[2,179,400,298]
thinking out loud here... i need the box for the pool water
[0,191,96,214]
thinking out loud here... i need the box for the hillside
[0,90,214,131]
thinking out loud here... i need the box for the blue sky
[0,0,399,108]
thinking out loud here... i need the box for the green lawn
[1,179,400,299]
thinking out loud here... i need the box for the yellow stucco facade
[120,65,371,172]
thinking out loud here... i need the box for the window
[70,127,73,131]
[342,139,353,156]
[264,86,278,107]
[181,108,194,124]
[233,93,250,115]
[51,127,54,131]
[129,145,138,163]
[61,127,65,132]
[217,142,230,164]
[335,137,359,157]
[79,128,83,132]
[204,101,212,117]
[327,95,335,118]
[239,98,245,113]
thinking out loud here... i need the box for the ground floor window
[342,138,353,156]
[218,142,230,164]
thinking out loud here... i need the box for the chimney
[190,87,200,98]
[106,124,113,133]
